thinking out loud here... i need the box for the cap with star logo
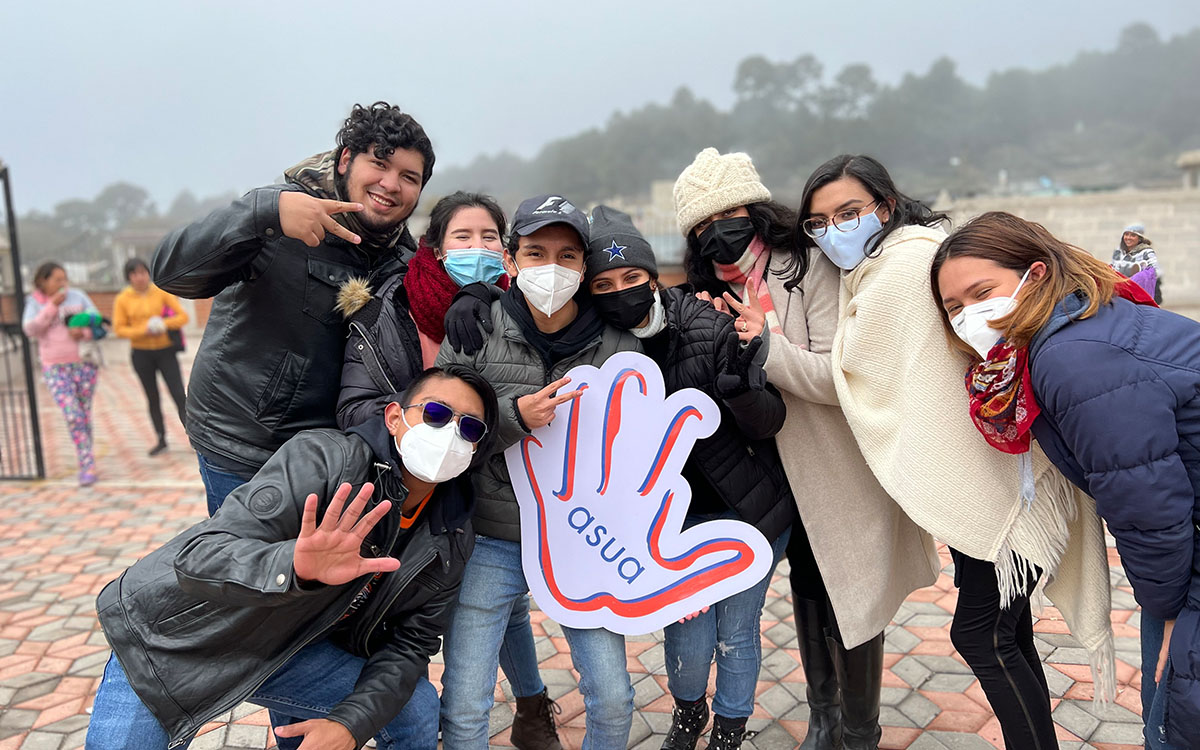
[585,205,659,284]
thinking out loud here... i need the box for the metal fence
[0,163,46,479]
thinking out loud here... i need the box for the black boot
[148,436,168,456]
[794,597,842,750]
[707,714,747,750]
[660,695,709,750]
[832,631,884,750]
[510,688,563,750]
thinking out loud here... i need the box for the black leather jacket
[95,423,474,748]
[150,185,411,472]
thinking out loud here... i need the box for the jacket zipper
[357,547,438,655]
[350,320,398,393]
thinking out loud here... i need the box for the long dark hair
[795,155,948,259]
[421,192,507,252]
[683,200,804,296]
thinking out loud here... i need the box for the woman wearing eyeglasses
[674,148,939,750]
[799,155,1116,750]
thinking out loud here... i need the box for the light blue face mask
[442,248,506,288]
[813,209,884,271]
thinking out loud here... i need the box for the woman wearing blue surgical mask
[337,191,509,430]
[674,148,940,750]
[803,157,1117,750]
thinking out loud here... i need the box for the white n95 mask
[516,264,582,317]
[951,268,1031,358]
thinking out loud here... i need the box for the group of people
[60,101,1196,750]
[22,257,189,484]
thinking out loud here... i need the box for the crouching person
[85,364,498,750]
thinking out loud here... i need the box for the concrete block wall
[935,189,1200,321]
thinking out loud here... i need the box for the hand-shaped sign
[505,351,774,635]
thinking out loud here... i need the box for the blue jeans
[663,518,790,718]
[196,452,253,516]
[440,535,634,750]
[1141,610,1166,748]
[85,640,439,749]
[1143,613,1183,750]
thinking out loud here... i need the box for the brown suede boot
[511,688,564,750]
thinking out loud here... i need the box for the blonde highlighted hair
[931,211,1118,354]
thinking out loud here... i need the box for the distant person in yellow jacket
[113,258,189,456]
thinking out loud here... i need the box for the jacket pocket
[1166,606,1200,748]
[303,257,358,325]
[156,600,231,636]
[256,351,306,430]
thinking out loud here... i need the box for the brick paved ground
[0,340,1149,749]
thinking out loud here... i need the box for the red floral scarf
[966,276,1158,454]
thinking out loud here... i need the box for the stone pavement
[0,340,1149,749]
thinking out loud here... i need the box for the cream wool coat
[743,248,941,649]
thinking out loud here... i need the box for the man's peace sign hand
[278,192,364,247]
[292,482,399,586]
[518,376,585,430]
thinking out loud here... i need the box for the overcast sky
[2,0,1197,214]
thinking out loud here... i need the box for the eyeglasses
[402,401,488,443]
[801,201,880,239]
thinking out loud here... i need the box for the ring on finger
[740,320,749,333]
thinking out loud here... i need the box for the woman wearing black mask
[674,149,940,750]
[587,205,793,750]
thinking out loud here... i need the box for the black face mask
[697,217,756,264]
[592,282,657,330]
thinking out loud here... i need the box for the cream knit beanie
[673,147,772,236]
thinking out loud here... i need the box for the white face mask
[951,268,1031,359]
[515,263,582,317]
[395,413,475,484]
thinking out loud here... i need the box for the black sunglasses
[402,401,488,443]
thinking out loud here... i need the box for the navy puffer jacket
[1029,292,1200,747]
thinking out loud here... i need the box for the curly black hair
[682,200,805,296]
[336,101,436,187]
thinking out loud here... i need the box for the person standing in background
[22,262,102,486]
[1111,222,1162,303]
[113,257,189,456]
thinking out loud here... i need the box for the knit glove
[146,316,166,335]
[444,282,499,355]
[714,331,766,398]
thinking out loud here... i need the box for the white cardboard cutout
[505,351,774,635]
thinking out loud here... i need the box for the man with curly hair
[152,102,434,514]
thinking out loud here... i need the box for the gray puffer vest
[436,300,641,540]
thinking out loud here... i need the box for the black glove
[714,331,766,398]
[444,282,499,354]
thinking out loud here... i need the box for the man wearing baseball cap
[436,195,642,750]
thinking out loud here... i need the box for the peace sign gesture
[722,281,766,342]
[292,482,400,586]
[517,376,585,430]
[278,192,364,247]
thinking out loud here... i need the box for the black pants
[949,549,1056,750]
[130,347,186,440]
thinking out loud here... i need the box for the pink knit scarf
[712,237,782,335]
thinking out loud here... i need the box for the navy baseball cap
[510,194,590,244]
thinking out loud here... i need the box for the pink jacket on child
[22,288,98,366]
